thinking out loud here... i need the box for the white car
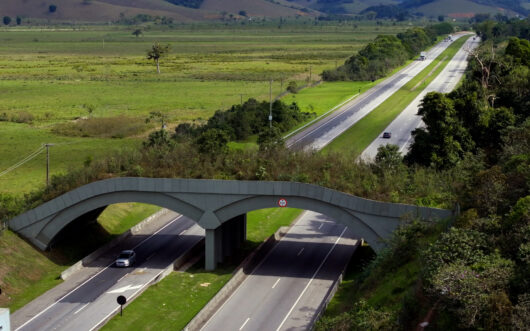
[115,250,136,267]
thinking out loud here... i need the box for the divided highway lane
[201,212,357,331]
[286,36,462,151]
[360,35,480,159]
[16,216,204,331]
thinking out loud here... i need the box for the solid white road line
[73,303,89,315]
[272,278,281,289]
[275,226,348,331]
[297,248,304,256]
[239,318,250,330]
[15,215,183,331]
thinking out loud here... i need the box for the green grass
[102,207,302,330]
[0,122,140,194]
[101,265,234,331]
[0,230,66,311]
[283,81,371,117]
[0,24,404,196]
[98,203,162,235]
[323,35,470,156]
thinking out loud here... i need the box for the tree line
[318,17,530,330]
[322,23,454,81]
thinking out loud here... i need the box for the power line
[0,145,45,177]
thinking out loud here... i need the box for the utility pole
[269,80,273,129]
[45,143,54,186]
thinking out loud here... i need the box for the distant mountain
[288,0,528,16]
[0,0,317,23]
[0,0,525,22]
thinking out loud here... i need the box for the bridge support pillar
[205,214,247,270]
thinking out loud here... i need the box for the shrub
[315,300,397,331]
[49,4,57,13]
[422,228,490,280]
[429,254,514,329]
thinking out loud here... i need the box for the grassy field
[0,23,406,196]
[323,35,470,156]
[102,207,302,330]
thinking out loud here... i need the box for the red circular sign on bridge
[278,198,288,208]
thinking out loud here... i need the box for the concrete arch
[35,191,204,249]
[9,177,453,269]
[215,195,385,251]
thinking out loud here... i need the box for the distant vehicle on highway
[383,132,392,139]
[419,52,427,60]
[115,250,136,267]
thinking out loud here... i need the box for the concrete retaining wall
[61,208,170,280]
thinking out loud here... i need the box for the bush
[49,4,57,13]
[429,254,514,329]
[422,228,490,280]
[315,300,397,331]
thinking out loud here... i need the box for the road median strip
[323,35,470,156]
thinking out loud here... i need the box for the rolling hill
[287,0,527,16]
[0,0,316,23]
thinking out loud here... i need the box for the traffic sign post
[117,295,127,316]
[278,198,287,208]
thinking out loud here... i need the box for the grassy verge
[323,36,470,156]
[102,207,302,331]
[98,203,162,235]
[0,230,66,311]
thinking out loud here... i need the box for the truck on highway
[419,52,427,61]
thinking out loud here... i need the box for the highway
[286,35,461,151]
[13,36,475,331]
[14,216,204,331]
[360,35,480,159]
[201,212,357,331]
[198,35,476,331]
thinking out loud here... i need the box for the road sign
[117,295,127,316]
[278,198,287,208]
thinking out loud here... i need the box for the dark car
[383,132,392,139]
[115,250,136,267]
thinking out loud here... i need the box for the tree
[146,111,168,130]
[438,15,444,22]
[16,16,22,25]
[195,128,229,155]
[132,29,143,38]
[49,4,57,13]
[257,126,284,153]
[146,42,170,74]
[374,144,403,173]
[3,16,11,26]
[238,10,247,17]
[286,81,298,93]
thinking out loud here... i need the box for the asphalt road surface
[15,216,204,331]
[360,35,480,160]
[201,212,358,331]
[286,36,461,151]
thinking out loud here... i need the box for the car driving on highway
[115,250,136,267]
